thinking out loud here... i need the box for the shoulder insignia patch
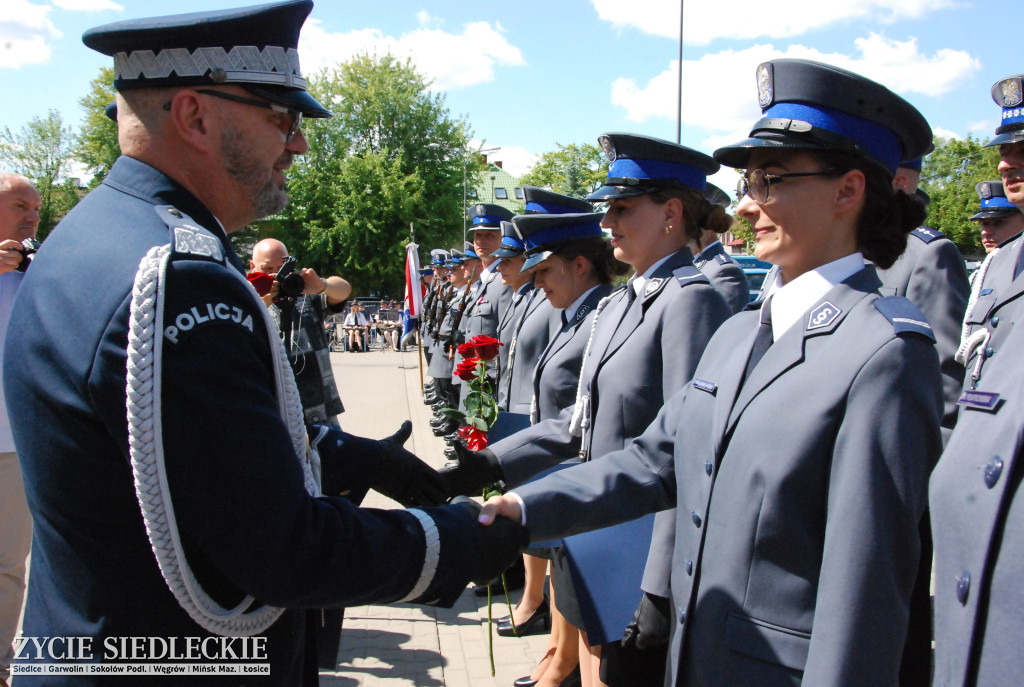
[873,296,936,341]
[576,304,592,321]
[163,301,256,346]
[672,264,711,287]
[155,205,225,263]
[715,253,731,265]
[806,301,841,331]
[911,226,945,244]
[645,278,663,296]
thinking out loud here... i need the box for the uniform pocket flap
[725,611,811,672]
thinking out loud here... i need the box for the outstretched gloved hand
[438,442,503,499]
[621,592,671,649]
[313,421,448,507]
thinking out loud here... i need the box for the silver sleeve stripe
[114,45,304,87]
[398,509,441,603]
[892,317,932,330]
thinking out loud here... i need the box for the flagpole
[409,223,426,392]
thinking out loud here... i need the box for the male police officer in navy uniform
[3,3,525,684]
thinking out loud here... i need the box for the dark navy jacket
[5,157,483,685]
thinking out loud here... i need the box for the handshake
[310,421,523,595]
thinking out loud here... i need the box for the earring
[664,225,672,235]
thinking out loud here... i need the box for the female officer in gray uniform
[443,134,732,686]
[691,183,749,314]
[479,59,942,687]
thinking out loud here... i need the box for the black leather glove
[313,422,448,507]
[621,592,671,649]
[438,442,503,498]
[450,496,528,586]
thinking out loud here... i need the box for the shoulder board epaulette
[156,205,225,265]
[715,253,732,265]
[910,226,946,244]
[873,296,935,342]
[671,264,711,286]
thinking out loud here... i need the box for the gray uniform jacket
[427,288,465,379]
[876,227,968,439]
[961,233,1024,391]
[931,320,1024,687]
[497,286,559,413]
[495,282,526,383]
[694,241,749,314]
[530,284,615,424]
[452,268,510,387]
[515,267,943,686]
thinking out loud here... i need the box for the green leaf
[439,408,466,421]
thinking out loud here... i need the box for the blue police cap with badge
[714,59,932,174]
[445,250,464,268]
[971,181,1020,221]
[491,221,526,259]
[430,249,451,267]
[523,186,593,214]
[462,243,480,261]
[468,203,514,230]
[82,0,330,119]
[587,133,718,202]
[515,213,606,271]
[986,74,1024,147]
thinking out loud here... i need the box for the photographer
[250,238,351,427]
[0,172,40,687]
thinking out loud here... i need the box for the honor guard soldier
[958,74,1024,393]
[932,73,1024,687]
[691,183,749,314]
[970,180,1024,254]
[427,252,468,436]
[2,3,526,683]
[479,59,941,687]
[419,249,450,369]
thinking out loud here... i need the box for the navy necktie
[742,298,773,382]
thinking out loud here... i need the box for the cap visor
[985,131,1024,147]
[491,247,524,258]
[522,251,554,271]
[713,135,832,169]
[970,209,1021,221]
[244,85,331,118]
[585,184,655,202]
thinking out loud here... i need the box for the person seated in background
[344,303,370,352]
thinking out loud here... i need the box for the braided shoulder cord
[127,243,318,636]
[568,293,616,439]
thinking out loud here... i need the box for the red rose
[458,425,489,451]
[456,341,476,357]
[247,271,275,297]
[454,357,481,382]
[463,335,504,361]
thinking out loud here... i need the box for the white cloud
[932,126,962,141]
[300,17,525,91]
[53,0,123,10]
[965,120,995,136]
[592,0,959,44]
[487,145,539,178]
[0,1,61,69]
[610,36,981,135]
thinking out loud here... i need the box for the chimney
[493,160,503,169]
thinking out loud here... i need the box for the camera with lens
[274,256,306,302]
[15,238,41,273]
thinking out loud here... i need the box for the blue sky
[2,0,1014,191]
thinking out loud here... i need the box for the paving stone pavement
[320,345,551,687]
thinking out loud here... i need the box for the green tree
[76,67,120,187]
[518,143,608,198]
[277,54,477,297]
[0,110,81,238]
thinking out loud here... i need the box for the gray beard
[221,128,289,219]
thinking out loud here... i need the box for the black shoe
[557,666,581,687]
[444,431,460,443]
[444,447,457,460]
[431,400,447,412]
[432,423,454,437]
[497,599,550,637]
[429,416,449,428]
[513,677,538,687]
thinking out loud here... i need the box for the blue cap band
[608,158,707,191]
[982,196,1016,210]
[500,235,526,250]
[525,200,588,214]
[763,102,903,172]
[524,220,604,251]
[1001,105,1024,131]
[472,216,505,227]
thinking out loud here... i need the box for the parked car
[731,255,774,301]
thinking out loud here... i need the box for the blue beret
[468,203,514,229]
[714,59,932,174]
[82,0,329,118]
[587,133,718,201]
[986,74,1024,147]
[522,186,593,214]
[513,212,606,271]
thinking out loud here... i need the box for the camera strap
[125,204,321,637]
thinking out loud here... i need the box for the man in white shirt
[0,173,40,687]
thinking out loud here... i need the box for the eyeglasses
[736,168,838,204]
[164,89,303,142]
